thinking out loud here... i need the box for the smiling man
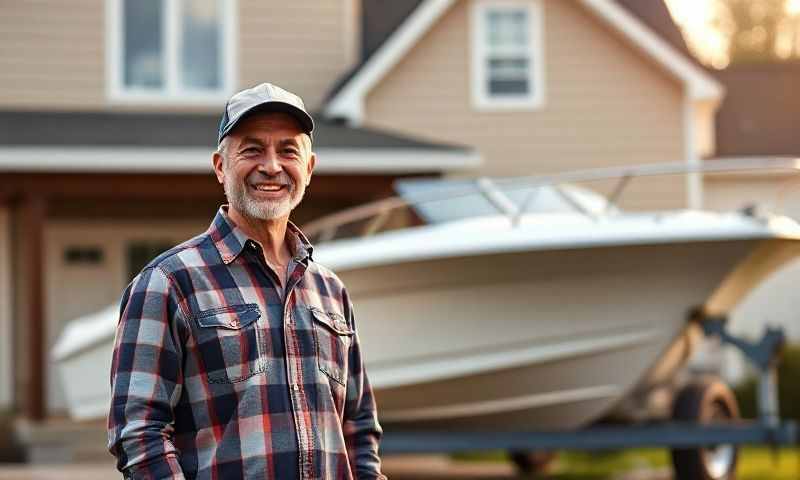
[108,83,386,480]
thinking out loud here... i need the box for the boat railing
[303,157,800,243]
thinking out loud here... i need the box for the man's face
[213,112,315,221]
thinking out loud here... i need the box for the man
[108,83,386,480]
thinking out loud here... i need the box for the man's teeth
[254,185,283,191]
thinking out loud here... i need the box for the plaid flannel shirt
[108,207,386,480]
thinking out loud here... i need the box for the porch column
[20,195,46,421]
[0,201,12,411]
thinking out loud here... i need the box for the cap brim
[219,101,314,144]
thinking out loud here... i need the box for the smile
[252,184,286,192]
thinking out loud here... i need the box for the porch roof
[0,111,479,174]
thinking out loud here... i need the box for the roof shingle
[0,111,469,151]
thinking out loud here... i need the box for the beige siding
[0,0,106,109]
[238,0,360,111]
[0,1,358,112]
[705,175,800,220]
[365,0,688,208]
[344,0,362,71]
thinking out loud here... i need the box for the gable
[363,0,686,177]
[325,0,723,124]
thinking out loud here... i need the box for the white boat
[305,159,800,431]
[54,159,800,430]
[51,304,119,420]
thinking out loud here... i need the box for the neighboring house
[701,63,800,382]
[705,62,800,219]
[0,0,722,455]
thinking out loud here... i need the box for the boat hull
[333,239,763,430]
[53,234,800,429]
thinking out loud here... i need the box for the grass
[734,447,800,480]
[454,447,799,479]
[547,449,669,478]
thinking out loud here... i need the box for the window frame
[470,0,545,110]
[106,0,237,105]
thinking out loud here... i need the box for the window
[108,0,236,103]
[471,0,544,109]
[64,246,105,265]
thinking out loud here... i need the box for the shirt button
[291,384,300,392]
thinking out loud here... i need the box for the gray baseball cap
[217,83,314,145]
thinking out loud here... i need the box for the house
[699,62,800,381]
[327,0,722,209]
[0,0,722,459]
[704,62,800,220]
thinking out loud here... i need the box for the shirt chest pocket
[310,307,354,386]
[192,304,265,384]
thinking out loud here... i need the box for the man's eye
[283,148,299,156]
[241,147,259,155]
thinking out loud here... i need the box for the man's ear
[306,152,316,186]
[212,151,225,184]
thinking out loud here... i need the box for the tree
[726,0,798,63]
[667,0,800,68]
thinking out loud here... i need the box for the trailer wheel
[509,450,557,475]
[671,378,740,480]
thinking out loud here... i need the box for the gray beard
[224,170,305,221]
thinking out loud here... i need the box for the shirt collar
[209,206,314,265]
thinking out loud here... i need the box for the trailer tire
[509,450,557,475]
[671,378,740,480]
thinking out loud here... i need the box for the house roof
[0,110,470,150]
[0,111,479,174]
[713,63,800,157]
[325,0,723,123]
[613,0,694,60]
[361,0,695,62]
[363,0,426,60]
[325,0,426,100]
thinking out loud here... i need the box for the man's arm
[342,294,387,480]
[108,266,186,479]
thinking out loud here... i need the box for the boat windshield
[303,158,800,244]
[394,179,617,225]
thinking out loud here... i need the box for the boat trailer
[379,316,797,478]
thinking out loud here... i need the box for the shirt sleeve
[342,293,388,480]
[108,266,187,479]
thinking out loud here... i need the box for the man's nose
[258,149,283,175]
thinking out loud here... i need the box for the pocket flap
[194,304,261,330]
[309,307,354,336]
